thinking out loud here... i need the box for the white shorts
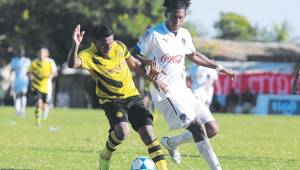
[153,89,215,130]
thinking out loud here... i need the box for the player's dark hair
[163,0,191,13]
[93,24,113,39]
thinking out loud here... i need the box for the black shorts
[102,95,153,131]
[32,89,48,103]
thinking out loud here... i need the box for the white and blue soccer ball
[131,156,156,170]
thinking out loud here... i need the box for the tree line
[0,0,294,65]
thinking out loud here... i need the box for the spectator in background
[241,87,256,113]
[226,88,240,113]
[56,89,70,108]
[10,51,31,117]
[0,60,12,105]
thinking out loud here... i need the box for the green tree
[272,21,290,42]
[0,0,163,63]
[214,12,253,41]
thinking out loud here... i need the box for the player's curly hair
[163,0,191,12]
[93,24,113,39]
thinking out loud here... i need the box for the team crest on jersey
[116,111,123,118]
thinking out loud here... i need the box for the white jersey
[10,57,31,93]
[137,22,196,102]
[46,58,57,102]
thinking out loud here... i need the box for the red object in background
[215,73,300,95]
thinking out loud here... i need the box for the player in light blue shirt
[10,55,31,116]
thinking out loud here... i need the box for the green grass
[0,106,299,170]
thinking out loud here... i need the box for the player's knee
[205,122,219,138]
[137,125,155,144]
[187,121,205,142]
[115,123,130,140]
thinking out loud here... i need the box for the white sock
[21,96,27,115]
[42,106,49,120]
[196,139,221,170]
[168,131,194,149]
[15,97,21,116]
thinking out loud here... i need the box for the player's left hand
[220,68,237,80]
[147,61,165,81]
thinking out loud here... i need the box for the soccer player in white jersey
[189,65,218,107]
[132,0,235,169]
[10,55,31,117]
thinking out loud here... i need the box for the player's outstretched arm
[126,56,168,93]
[67,24,85,68]
[187,51,236,80]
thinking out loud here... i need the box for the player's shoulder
[79,44,95,57]
[31,58,39,63]
[114,40,127,48]
[179,27,192,37]
[47,58,55,63]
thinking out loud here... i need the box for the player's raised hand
[73,24,85,46]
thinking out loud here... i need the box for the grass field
[0,106,299,170]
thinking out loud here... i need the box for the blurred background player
[9,48,31,117]
[67,24,167,170]
[132,0,235,169]
[189,65,218,107]
[28,47,57,127]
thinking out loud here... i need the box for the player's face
[95,35,114,55]
[165,9,186,33]
[39,48,49,59]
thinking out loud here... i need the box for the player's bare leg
[35,99,43,127]
[42,102,49,121]
[138,125,167,170]
[99,122,129,170]
[187,120,221,170]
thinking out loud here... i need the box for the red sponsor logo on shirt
[161,54,183,63]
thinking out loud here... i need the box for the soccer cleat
[161,136,181,164]
[99,152,110,170]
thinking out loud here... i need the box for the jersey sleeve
[136,30,155,59]
[184,30,196,55]
[117,41,131,60]
[28,61,34,73]
[49,59,57,73]
[78,50,91,70]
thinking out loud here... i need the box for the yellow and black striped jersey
[29,58,56,94]
[78,41,139,103]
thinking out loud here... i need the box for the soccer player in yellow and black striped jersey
[67,24,167,170]
[29,48,57,127]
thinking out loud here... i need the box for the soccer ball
[131,156,156,170]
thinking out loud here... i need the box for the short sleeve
[28,61,34,73]
[117,41,131,60]
[136,30,155,58]
[78,50,91,69]
[49,59,57,72]
[184,30,196,55]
